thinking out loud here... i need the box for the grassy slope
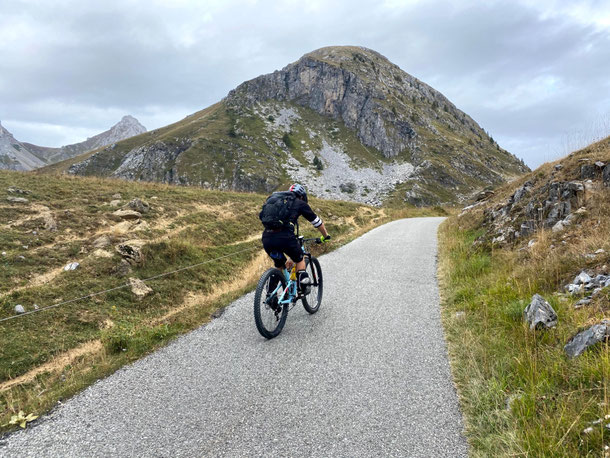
[0,169,442,432]
[438,139,610,456]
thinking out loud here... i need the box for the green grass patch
[438,220,610,456]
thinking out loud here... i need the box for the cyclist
[260,183,330,294]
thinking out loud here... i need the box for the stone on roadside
[14,304,25,314]
[112,209,141,220]
[128,277,153,300]
[564,320,610,358]
[7,196,28,203]
[524,294,558,330]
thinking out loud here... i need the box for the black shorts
[261,230,303,268]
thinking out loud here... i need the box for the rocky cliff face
[53,46,528,206]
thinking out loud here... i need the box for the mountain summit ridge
[49,46,528,205]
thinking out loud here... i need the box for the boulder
[127,198,150,214]
[604,164,610,187]
[580,164,596,179]
[520,220,535,238]
[43,212,57,231]
[7,196,28,203]
[92,235,111,248]
[116,240,145,265]
[128,277,153,300]
[564,321,610,358]
[7,187,29,194]
[112,209,142,220]
[524,294,558,330]
[14,304,25,314]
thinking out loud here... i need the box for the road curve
[1,217,468,457]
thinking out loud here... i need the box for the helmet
[289,183,307,202]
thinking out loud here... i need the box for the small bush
[313,156,324,171]
[282,132,294,149]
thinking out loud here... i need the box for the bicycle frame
[268,236,318,307]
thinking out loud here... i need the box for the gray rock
[14,304,25,314]
[63,262,80,271]
[112,209,142,220]
[43,212,57,231]
[552,220,568,233]
[7,186,29,194]
[524,294,558,330]
[564,321,610,358]
[112,193,122,199]
[92,235,112,249]
[554,164,563,171]
[128,277,153,300]
[603,164,610,187]
[116,241,144,265]
[520,220,535,237]
[594,161,605,169]
[581,164,596,179]
[574,297,592,308]
[127,198,150,214]
[574,271,592,285]
[7,196,28,203]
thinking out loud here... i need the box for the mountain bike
[253,236,324,339]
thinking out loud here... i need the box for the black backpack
[259,192,296,230]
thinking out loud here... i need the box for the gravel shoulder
[1,217,467,457]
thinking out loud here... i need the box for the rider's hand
[317,235,331,244]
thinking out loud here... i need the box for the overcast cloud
[1,0,609,168]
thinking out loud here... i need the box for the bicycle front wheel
[254,268,288,339]
[302,256,323,314]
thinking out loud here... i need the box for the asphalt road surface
[1,217,468,457]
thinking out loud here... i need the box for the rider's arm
[298,201,328,238]
[317,222,329,239]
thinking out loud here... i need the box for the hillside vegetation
[0,169,442,433]
[439,137,610,456]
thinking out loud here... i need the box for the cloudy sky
[1,0,609,168]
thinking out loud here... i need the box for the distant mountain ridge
[45,46,528,206]
[0,116,146,171]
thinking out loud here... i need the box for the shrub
[282,132,294,149]
[313,156,324,171]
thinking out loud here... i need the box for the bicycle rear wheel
[302,256,323,314]
[254,268,288,339]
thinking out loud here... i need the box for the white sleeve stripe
[311,216,322,228]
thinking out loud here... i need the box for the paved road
[1,217,468,457]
